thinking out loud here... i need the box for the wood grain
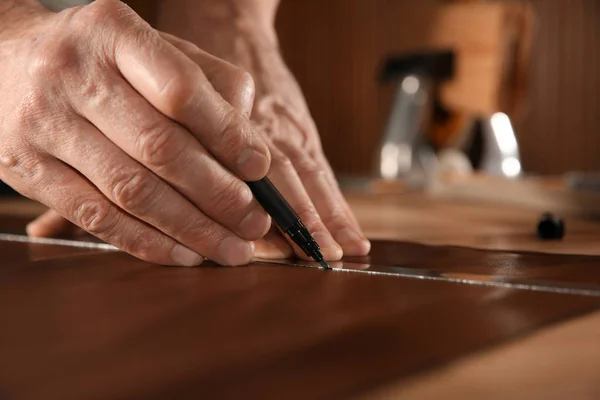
[347,191,600,256]
[367,304,600,400]
[2,194,600,398]
[0,239,599,399]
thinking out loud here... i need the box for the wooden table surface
[348,191,600,399]
[1,188,600,399]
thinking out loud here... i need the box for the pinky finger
[24,159,204,267]
[254,228,294,260]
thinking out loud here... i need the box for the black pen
[246,178,330,269]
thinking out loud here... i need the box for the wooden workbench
[349,191,600,399]
[1,186,599,399]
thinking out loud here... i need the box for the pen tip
[319,260,331,270]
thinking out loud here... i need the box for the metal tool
[375,51,455,180]
[375,50,523,182]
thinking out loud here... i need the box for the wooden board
[0,238,599,399]
[2,201,600,398]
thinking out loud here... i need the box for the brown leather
[7,212,600,288]
[2,219,600,399]
[344,240,600,288]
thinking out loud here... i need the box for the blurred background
[123,0,600,179]
[274,0,598,177]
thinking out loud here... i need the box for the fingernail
[171,244,204,267]
[25,222,38,236]
[312,231,343,258]
[237,148,269,180]
[218,236,254,266]
[240,210,271,238]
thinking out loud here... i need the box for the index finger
[87,0,270,181]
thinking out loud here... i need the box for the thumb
[27,209,79,238]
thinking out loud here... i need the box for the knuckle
[295,157,327,183]
[28,38,78,81]
[227,67,255,106]
[122,229,159,260]
[321,207,349,229]
[0,149,45,185]
[183,218,222,246]
[163,207,220,246]
[74,0,132,27]
[71,0,151,57]
[231,68,254,91]
[158,75,195,117]
[12,89,47,130]
[135,121,183,167]
[77,74,106,104]
[74,199,116,236]
[217,111,250,151]
[0,153,19,172]
[111,170,161,213]
[295,203,321,228]
[270,153,294,172]
[207,178,249,220]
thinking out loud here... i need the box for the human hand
[26,30,295,260]
[158,9,371,261]
[1,0,275,266]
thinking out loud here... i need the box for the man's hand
[157,0,371,260]
[0,0,274,266]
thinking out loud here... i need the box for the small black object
[537,212,565,240]
[247,178,330,269]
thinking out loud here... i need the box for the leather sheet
[1,217,600,399]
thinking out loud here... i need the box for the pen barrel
[246,178,299,231]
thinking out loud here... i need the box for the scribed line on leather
[255,259,600,297]
[3,233,599,297]
[0,233,118,251]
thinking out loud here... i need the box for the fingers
[1,0,276,267]
[159,32,255,116]
[27,209,77,238]
[254,228,294,260]
[82,1,270,181]
[267,146,343,261]
[45,116,259,266]
[313,152,371,254]
[262,106,369,256]
[64,70,270,245]
[5,154,204,267]
[274,139,369,257]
